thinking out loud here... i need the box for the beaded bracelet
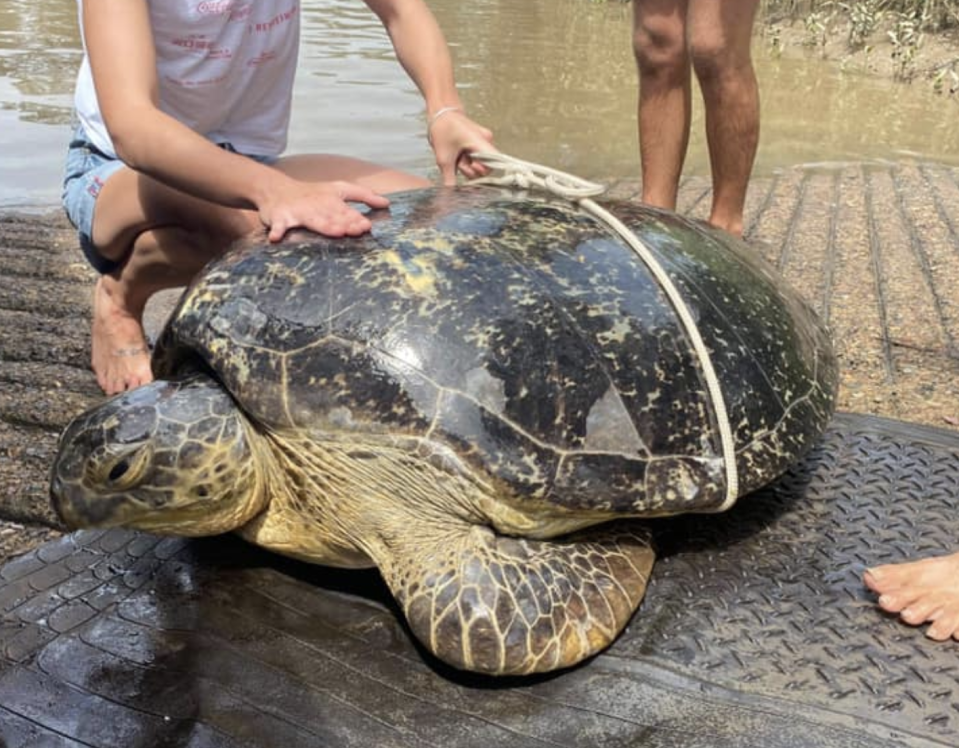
[426,106,464,145]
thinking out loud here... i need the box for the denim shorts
[61,123,278,274]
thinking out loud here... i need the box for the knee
[223,208,263,240]
[689,34,753,86]
[187,206,262,253]
[134,218,242,270]
[632,19,687,79]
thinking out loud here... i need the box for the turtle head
[51,375,269,535]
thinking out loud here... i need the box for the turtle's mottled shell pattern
[156,187,837,517]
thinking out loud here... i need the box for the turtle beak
[50,470,137,529]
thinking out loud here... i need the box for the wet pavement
[3,161,959,559]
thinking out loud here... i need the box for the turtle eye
[108,461,130,482]
[101,444,152,490]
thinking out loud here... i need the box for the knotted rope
[468,152,739,509]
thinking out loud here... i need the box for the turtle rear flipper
[375,522,655,676]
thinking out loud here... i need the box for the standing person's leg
[632,0,692,211]
[73,149,428,396]
[687,0,760,237]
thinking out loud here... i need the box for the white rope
[467,151,739,509]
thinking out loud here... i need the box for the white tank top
[74,0,300,158]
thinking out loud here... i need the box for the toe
[878,592,915,614]
[927,607,959,642]
[864,562,912,594]
[926,614,954,641]
[864,568,889,593]
[900,598,941,626]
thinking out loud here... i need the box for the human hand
[260,179,391,242]
[427,109,496,185]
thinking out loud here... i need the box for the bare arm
[362,0,496,183]
[83,0,388,239]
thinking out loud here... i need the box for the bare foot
[91,276,153,395]
[864,552,959,642]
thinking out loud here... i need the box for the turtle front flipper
[375,522,654,676]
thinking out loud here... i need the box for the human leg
[687,0,761,236]
[84,167,256,395]
[274,153,430,193]
[79,151,427,396]
[632,0,692,211]
[864,552,959,642]
[87,153,420,269]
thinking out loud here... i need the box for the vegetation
[760,0,959,89]
[762,0,958,32]
[607,0,959,91]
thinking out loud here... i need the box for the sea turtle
[50,186,838,676]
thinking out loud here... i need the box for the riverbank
[3,160,959,562]
[760,11,959,95]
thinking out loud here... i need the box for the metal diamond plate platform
[1,413,957,747]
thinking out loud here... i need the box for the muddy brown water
[3,0,959,208]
